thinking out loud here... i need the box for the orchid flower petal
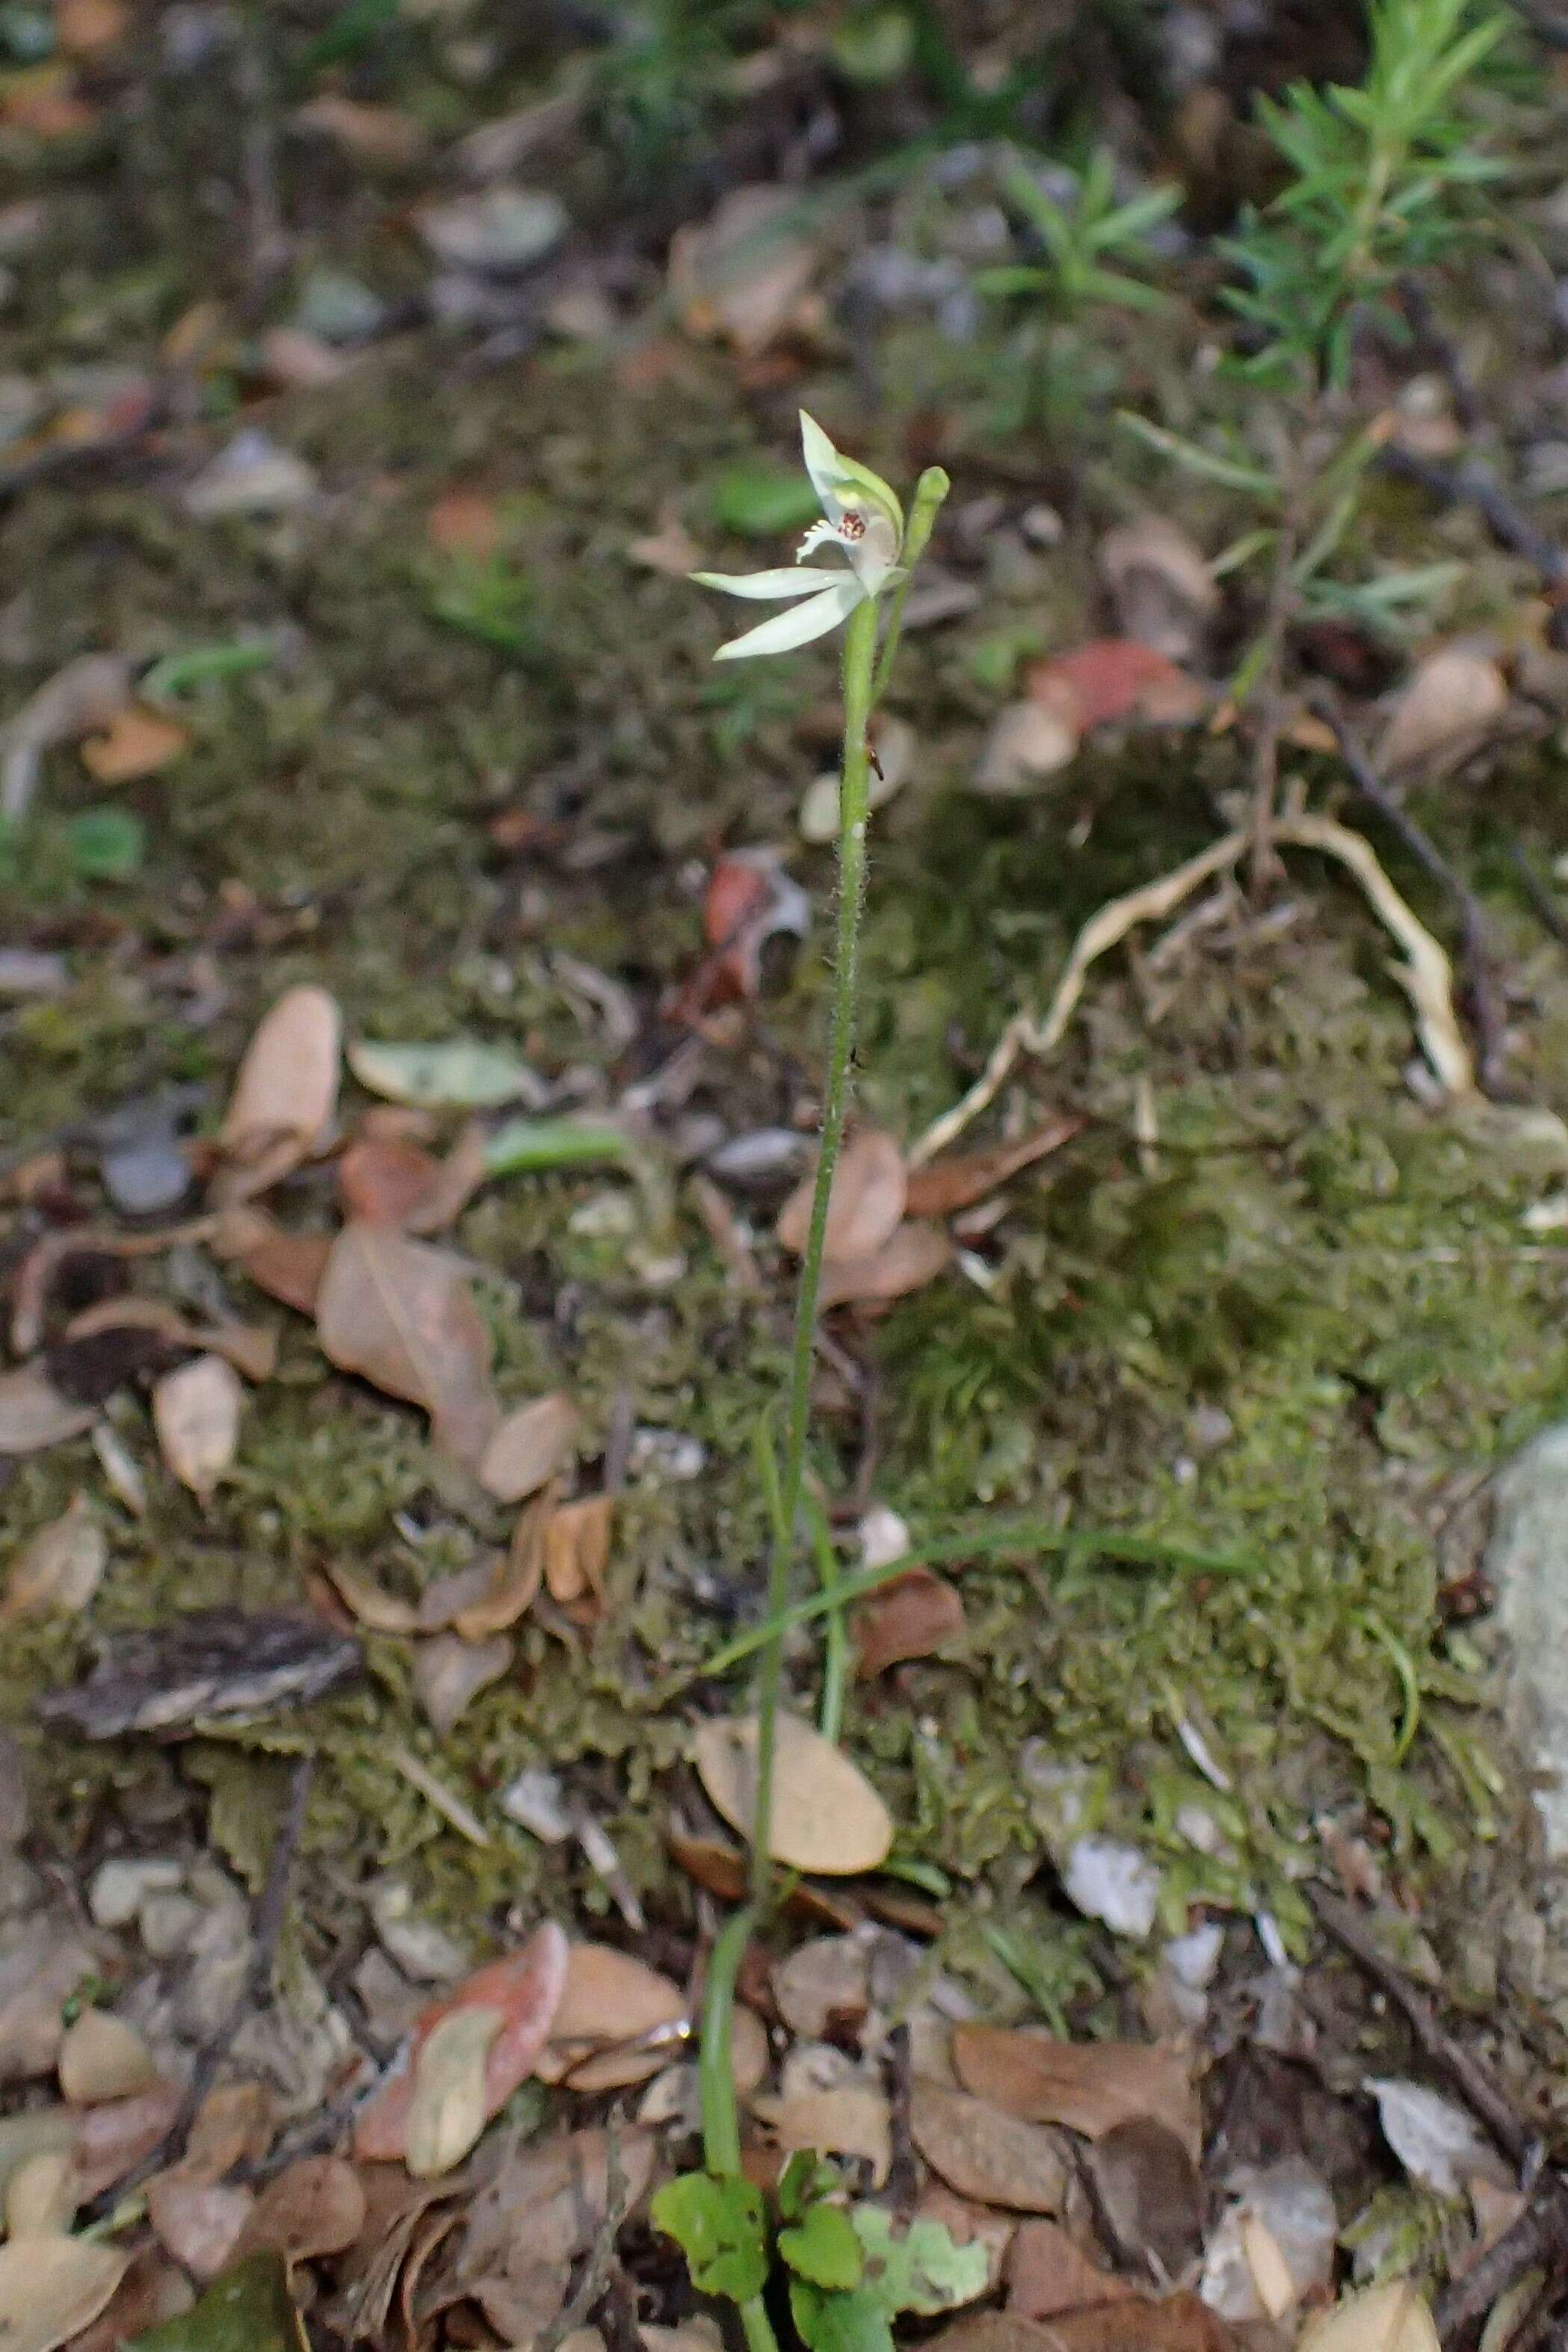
[713,577,864,661]
[691,567,848,601]
[798,411,904,540]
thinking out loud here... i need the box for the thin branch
[1380,445,1568,587]
[1318,702,1510,1096]
[1435,2200,1564,2345]
[1311,1889,1531,2168]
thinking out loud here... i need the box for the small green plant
[980,148,1179,321]
[1226,0,1508,389]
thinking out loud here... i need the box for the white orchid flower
[694,413,906,661]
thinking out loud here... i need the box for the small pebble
[138,1892,201,1958]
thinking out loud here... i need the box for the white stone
[88,1857,182,1930]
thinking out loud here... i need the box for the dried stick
[1312,1889,1529,2167]
[1321,704,1508,1095]
[1435,2200,1564,2345]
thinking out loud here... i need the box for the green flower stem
[695,1904,782,2352]
[803,1493,848,1745]
[871,466,950,706]
[748,589,880,1909]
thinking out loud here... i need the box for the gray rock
[1488,1423,1568,1854]
[139,1892,201,1959]
[88,1856,183,1930]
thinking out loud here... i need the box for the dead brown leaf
[667,185,818,354]
[777,1127,907,1260]
[182,2081,274,2181]
[214,984,342,1203]
[57,2009,156,2105]
[952,2030,1200,2159]
[315,1222,500,1467]
[212,1208,333,1316]
[920,2188,1016,2295]
[542,1494,613,1619]
[1084,2119,1203,2278]
[1006,2219,1135,2320]
[73,2085,182,2201]
[1,1496,105,1622]
[294,93,427,164]
[0,1928,94,2083]
[480,1392,580,1504]
[975,700,1079,794]
[817,1220,952,1309]
[454,2127,656,2336]
[2,652,131,825]
[940,2294,1235,2352]
[772,1936,870,2043]
[67,2247,193,2352]
[413,1632,513,1735]
[1300,2283,1439,2352]
[904,1115,1083,1219]
[426,487,502,558]
[851,1568,964,1676]
[338,1136,444,1226]
[910,2080,1070,2214]
[0,2235,128,2352]
[152,1354,242,1498]
[537,1943,686,2091]
[231,2155,366,2267]
[759,2075,892,2182]
[79,703,189,785]
[56,0,126,53]
[146,2172,254,2280]
[321,1560,422,1635]
[629,507,703,576]
[694,1713,894,1874]
[451,1504,548,1639]
[0,1364,96,1455]
[1377,646,1508,779]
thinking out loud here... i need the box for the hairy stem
[749,591,880,1907]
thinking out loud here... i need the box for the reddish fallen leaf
[777,1128,907,1261]
[939,2294,1234,2352]
[214,1209,333,1316]
[334,1124,490,1238]
[1026,640,1208,734]
[817,1220,951,1309]
[1006,2218,1136,2320]
[952,2030,1200,2159]
[57,0,126,52]
[537,1943,687,2092]
[904,1114,1083,1220]
[354,1922,570,2162]
[315,1223,501,1467]
[427,489,501,559]
[79,704,189,785]
[852,1567,964,1676]
[674,848,810,1017]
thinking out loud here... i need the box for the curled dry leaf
[295,93,427,165]
[817,1219,952,1310]
[232,2156,365,2268]
[852,1568,964,1676]
[772,1934,871,2043]
[777,1127,907,1262]
[1085,2118,1204,2278]
[543,1496,613,1618]
[354,1920,569,2163]
[1,651,131,827]
[1,1496,105,1623]
[57,2009,157,2105]
[1299,2282,1440,2352]
[146,2173,255,2280]
[338,1123,490,1236]
[693,1713,893,1875]
[0,2235,129,2352]
[537,1943,686,2092]
[152,1354,243,1498]
[79,703,189,785]
[951,2028,1200,2159]
[1028,640,1208,735]
[0,1365,96,1456]
[413,1632,513,1737]
[183,2081,274,2183]
[757,2072,892,2183]
[7,2149,76,2239]
[315,1223,500,1468]
[479,1392,580,1504]
[451,1507,546,1639]
[72,2084,183,2202]
[64,2247,193,2352]
[319,1561,422,1635]
[679,847,811,1015]
[912,2081,1070,2215]
[1377,646,1508,780]
[904,1114,1083,1219]
[215,986,342,1203]
[0,1928,95,2084]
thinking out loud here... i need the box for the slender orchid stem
[748,590,880,1908]
[872,466,951,705]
